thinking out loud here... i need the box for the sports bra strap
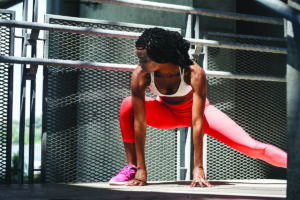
[150,71,154,83]
[180,68,185,80]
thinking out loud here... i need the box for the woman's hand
[127,168,147,186]
[190,167,212,187]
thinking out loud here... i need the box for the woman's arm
[128,65,149,186]
[190,62,212,187]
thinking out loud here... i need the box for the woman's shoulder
[188,62,206,89]
[132,65,150,80]
[189,62,205,78]
[131,65,151,92]
[184,62,205,84]
[189,61,204,71]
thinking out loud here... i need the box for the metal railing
[0,0,294,184]
[0,19,288,86]
[0,19,287,54]
[0,8,14,185]
[0,16,287,183]
[89,0,284,25]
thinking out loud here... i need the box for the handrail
[0,20,287,54]
[0,19,141,39]
[0,55,286,82]
[89,0,284,25]
[187,38,286,54]
[0,56,136,71]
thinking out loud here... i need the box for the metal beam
[89,0,284,25]
[254,0,300,26]
[0,0,22,9]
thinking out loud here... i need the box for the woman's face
[136,48,159,73]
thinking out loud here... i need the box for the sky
[8,0,46,121]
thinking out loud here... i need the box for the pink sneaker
[109,164,137,185]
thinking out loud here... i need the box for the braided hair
[136,27,193,69]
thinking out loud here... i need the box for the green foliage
[12,115,42,145]
[11,152,21,184]
[11,116,42,183]
[11,152,41,183]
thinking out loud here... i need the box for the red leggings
[120,96,287,168]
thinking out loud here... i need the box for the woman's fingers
[190,180,196,187]
[199,180,205,188]
[204,179,213,187]
[190,178,213,188]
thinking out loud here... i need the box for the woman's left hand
[190,167,212,187]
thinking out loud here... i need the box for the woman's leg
[119,96,187,164]
[203,105,287,168]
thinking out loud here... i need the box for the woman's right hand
[190,166,212,188]
[127,168,147,186]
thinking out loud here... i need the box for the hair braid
[136,27,193,68]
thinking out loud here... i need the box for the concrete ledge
[0,179,286,200]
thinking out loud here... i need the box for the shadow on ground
[0,181,286,200]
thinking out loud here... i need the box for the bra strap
[150,72,154,82]
[180,67,185,80]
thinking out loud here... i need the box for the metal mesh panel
[205,33,287,180]
[206,33,286,76]
[43,15,178,183]
[0,10,14,184]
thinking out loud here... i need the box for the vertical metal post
[286,19,300,200]
[184,14,194,181]
[6,64,14,184]
[183,127,193,180]
[28,0,39,184]
[28,79,36,184]
[5,10,16,185]
[41,18,50,184]
[194,15,200,39]
[177,128,184,180]
[251,0,300,197]
[18,0,29,184]
[41,66,48,183]
[186,14,193,57]
[188,128,194,180]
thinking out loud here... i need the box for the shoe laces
[118,165,137,177]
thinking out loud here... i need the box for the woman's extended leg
[203,105,287,168]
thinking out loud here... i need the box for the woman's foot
[109,164,137,185]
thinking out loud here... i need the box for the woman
[109,27,287,187]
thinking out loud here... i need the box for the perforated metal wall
[205,33,287,180]
[0,10,14,184]
[43,15,178,183]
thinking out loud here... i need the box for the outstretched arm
[190,62,212,187]
[127,66,149,186]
